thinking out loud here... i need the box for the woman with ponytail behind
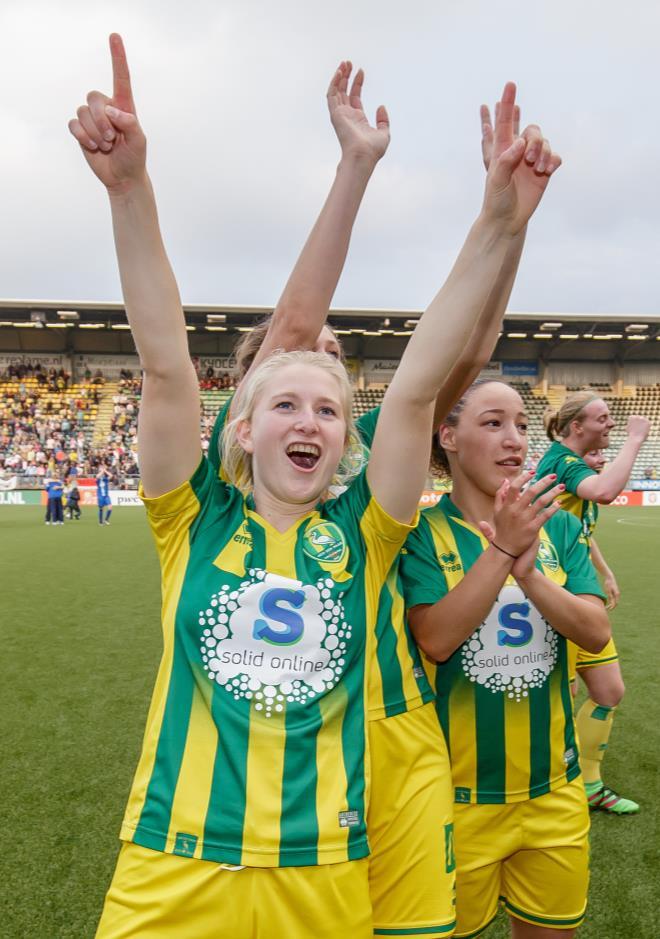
[535,391,649,815]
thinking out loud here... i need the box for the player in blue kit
[97,468,112,525]
[45,471,65,525]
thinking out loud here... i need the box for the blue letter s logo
[253,588,305,646]
[497,602,533,647]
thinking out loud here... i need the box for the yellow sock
[576,697,615,785]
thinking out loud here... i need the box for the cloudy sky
[0,0,657,316]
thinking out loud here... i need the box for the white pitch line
[616,517,660,526]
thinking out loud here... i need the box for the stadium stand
[0,370,99,482]
[2,362,660,488]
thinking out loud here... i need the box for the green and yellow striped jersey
[535,441,599,543]
[399,495,605,805]
[208,397,433,720]
[122,457,414,867]
[355,406,434,719]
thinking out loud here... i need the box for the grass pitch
[1,505,658,938]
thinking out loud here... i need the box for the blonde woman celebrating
[70,34,561,939]
[203,85,561,938]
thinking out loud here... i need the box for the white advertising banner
[0,352,66,371]
[642,491,660,507]
[197,355,237,373]
[74,354,141,378]
[110,490,143,507]
[363,359,399,382]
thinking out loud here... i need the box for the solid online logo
[461,584,558,700]
[497,602,533,647]
[199,570,350,716]
[253,587,305,645]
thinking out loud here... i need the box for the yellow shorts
[96,843,372,939]
[568,636,619,681]
[452,777,590,937]
[368,702,456,937]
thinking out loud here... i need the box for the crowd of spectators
[199,367,234,391]
[0,363,101,482]
[105,377,141,480]
[0,362,236,487]
[105,372,235,465]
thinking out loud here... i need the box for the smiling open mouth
[286,443,320,469]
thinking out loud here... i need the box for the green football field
[1,505,658,938]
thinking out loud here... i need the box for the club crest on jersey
[461,584,558,701]
[302,521,348,564]
[198,570,351,716]
[537,539,559,573]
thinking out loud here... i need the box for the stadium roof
[1,300,659,358]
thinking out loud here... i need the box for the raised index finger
[110,33,135,114]
[493,81,516,151]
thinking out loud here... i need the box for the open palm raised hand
[68,33,146,194]
[480,83,562,236]
[327,61,390,165]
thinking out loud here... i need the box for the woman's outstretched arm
[430,99,561,427]
[368,83,562,523]
[243,62,390,381]
[69,34,205,498]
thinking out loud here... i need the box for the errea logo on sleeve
[439,551,462,573]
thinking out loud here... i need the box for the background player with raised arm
[536,393,649,815]
[583,449,620,610]
[96,467,112,525]
[204,81,562,936]
[68,33,551,938]
[401,380,610,938]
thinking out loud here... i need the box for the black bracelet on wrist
[492,541,519,561]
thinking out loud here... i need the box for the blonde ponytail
[544,391,601,440]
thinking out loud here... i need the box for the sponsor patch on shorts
[338,809,360,828]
